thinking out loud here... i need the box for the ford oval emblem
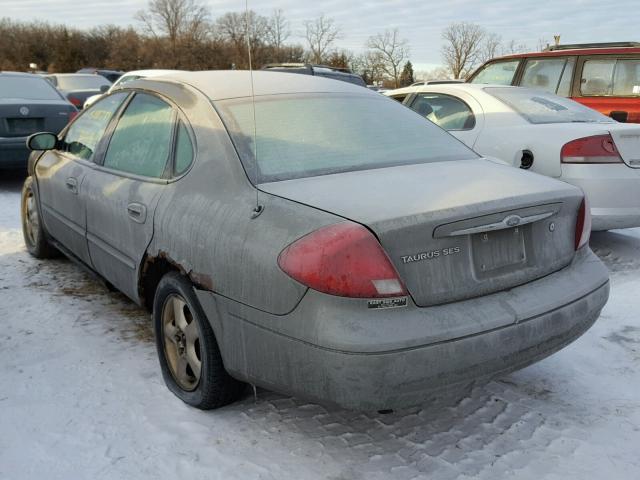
[504,215,521,227]
[19,106,30,116]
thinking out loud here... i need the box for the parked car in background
[83,69,184,109]
[386,82,640,230]
[76,68,124,83]
[44,73,112,109]
[22,71,608,411]
[0,72,76,170]
[262,63,366,86]
[468,42,640,123]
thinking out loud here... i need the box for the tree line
[0,0,539,87]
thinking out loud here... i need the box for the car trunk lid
[261,159,583,306]
[0,99,74,137]
[608,125,640,168]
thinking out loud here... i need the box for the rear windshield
[485,87,614,124]
[470,60,520,85]
[55,75,111,90]
[216,93,478,183]
[0,75,62,100]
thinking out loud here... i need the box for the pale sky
[3,0,638,70]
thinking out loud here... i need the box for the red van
[468,42,640,123]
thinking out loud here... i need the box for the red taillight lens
[575,196,591,250]
[67,96,82,107]
[278,222,407,298]
[561,134,622,164]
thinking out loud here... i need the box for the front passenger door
[84,93,177,301]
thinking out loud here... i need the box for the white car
[386,83,640,230]
[83,69,184,109]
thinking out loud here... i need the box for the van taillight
[561,134,622,164]
[278,222,407,298]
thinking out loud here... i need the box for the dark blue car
[1,72,76,170]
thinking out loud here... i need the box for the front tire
[21,176,58,258]
[153,272,244,409]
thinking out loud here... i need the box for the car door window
[63,92,128,161]
[470,60,520,85]
[521,57,575,95]
[612,59,640,96]
[389,94,407,103]
[410,93,476,130]
[174,121,194,175]
[103,93,174,178]
[581,59,616,96]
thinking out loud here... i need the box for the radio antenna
[246,0,263,219]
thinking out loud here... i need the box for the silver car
[21,71,609,410]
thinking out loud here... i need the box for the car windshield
[216,93,478,183]
[485,87,615,124]
[0,76,61,100]
[55,75,111,90]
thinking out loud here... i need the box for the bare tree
[304,14,340,64]
[265,9,290,51]
[215,10,269,67]
[479,32,501,64]
[352,51,386,85]
[366,28,410,88]
[441,22,486,79]
[136,0,210,54]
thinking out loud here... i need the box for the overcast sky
[3,0,638,70]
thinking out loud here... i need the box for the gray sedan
[21,71,609,410]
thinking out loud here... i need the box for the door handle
[127,203,147,223]
[65,177,78,194]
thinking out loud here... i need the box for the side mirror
[27,132,58,151]
[100,85,110,93]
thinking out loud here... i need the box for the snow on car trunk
[609,125,640,168]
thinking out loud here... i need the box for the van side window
[581,60,615,96]
[520,57,575,96]
[470,60,520,85]
[613,59,640,96]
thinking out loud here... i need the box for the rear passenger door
[83,92,193,301]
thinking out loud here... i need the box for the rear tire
[153,272,244,409]
[21,176,58,259]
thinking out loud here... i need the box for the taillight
[561,134,622,164]
[575,196,591,250]
[67,96,82,108]
[278,222,407,298]
[68,110,79,122]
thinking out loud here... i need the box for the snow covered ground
[1,173,639,480]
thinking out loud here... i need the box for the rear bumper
[561,163,640,230]
[196,248,609,410]
[0,136,29,168]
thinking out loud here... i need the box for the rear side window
[64,92,128,161]
[520,57,575,96]
[103,93,174,178]
[174,122,194,175]
[0,75,61,100]
[389,94,407,103]
[409,93,475,130]
[470,60,520,85]
[581,60,615,95]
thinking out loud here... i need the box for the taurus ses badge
[504,215,522,227]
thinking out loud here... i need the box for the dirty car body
[25,71,609,410]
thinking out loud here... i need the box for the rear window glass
[410,93,476,130]
[613,59,640,96]
[485,87,614,124]
[470,60,520,85]
[54,75,111,90]
[0,75,61,100]
[217,93,477,183]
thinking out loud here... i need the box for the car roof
[145,70,372,100]
[385,83,508,96]
[121,69,185,77]
[491,46,640,61]
[46,73,107,78]
[0,71,44,78]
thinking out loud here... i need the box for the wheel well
[139,255,180,312]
